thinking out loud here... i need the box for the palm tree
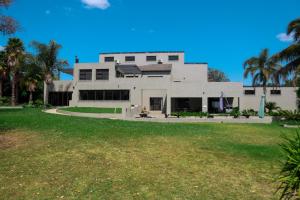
[0,50,8,97]
[273,18,300,84]
[288,18,300,43]
[5,38,25,106]
[244,49,280,97]
[31,40,68,104]
[20,55,42,104]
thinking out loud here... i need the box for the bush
[34,99,44,107]
[266,102,280,113]
[277,130,300,199]
[230,107,240,118]
[171,112,208,118]
[0,96,11,106]
[278,110,300,121]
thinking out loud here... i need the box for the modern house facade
[45,51,298,115]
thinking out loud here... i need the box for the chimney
[75,56,79,63]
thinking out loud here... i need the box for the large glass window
[125,56,135,62]
[79,90,130,101]
[146,56,157,61]
[104,56,114,62]
[168,55,179,61]
[96,69,109,80]
[150,97,163,111]
[79,69,92,80]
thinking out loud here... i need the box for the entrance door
[150,97,163,111]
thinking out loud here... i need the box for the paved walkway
[43,109,273,124]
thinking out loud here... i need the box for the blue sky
[1,0,299,83]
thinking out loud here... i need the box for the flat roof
[100,51,184,55]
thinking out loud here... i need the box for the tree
[273,18,300,85]
[208,68,230,82]
[243,48,280,97]
[0,50,8,97]
[277,131,300,200]
[5,38,25,106]
[0,0,19,35]
[19,55,42,104]
[31,40,68,104]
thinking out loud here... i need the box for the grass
[0,108,297,199]
[59,107,122,114]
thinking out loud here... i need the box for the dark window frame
[146,56,157,62]
[244,90,255,95]
[168,55,179,61]
[270,90,281,95]
[104,56,114,62]
[96,69,109,80]
[79,69,92,80]
[125,56,135,62]
[79,90,130,101]
[150,97,163,111]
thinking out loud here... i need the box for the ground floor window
[79,90,130,101]
[171,98,202,112]
[208,97,234,113]
[150,97,163,111]
[48,92,72,106]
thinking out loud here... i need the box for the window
[168,55,179,61]
[244,90,255,95]
[150,97,163,111]
[79,69,92,80]
[147,76,163,78]
[104,56,114,62]
[79,90,130,101]
[146,56,157,61]
[125,56,135,62]
[271,90,281,95]
[96,69,109,80]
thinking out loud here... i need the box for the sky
[1,0,299,83]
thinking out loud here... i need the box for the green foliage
[278,110,300,121]
[241,109,257,118]
[265,102,280,113]
[0,96,10,106]
[230,107,240,118]
[243,49,280,91]
[208,68,230,82]
[277,130,300,200]
[171,112,208,118]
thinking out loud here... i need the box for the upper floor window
[270,90,281,95]
[146,56,157,62]
[125,56,135,62]
[104,56,114,62]
[96,69,109,80]
[168,55,179,61]
[79,69,92,80]
[244,90,255,95]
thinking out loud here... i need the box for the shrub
[266,102,280,113]
[0,96,11,106]
[34,99,44,107]
[171,112,208,118]
[230,107,240,118]
[278,110,300,121]
[277,130,300,199]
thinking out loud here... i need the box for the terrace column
[166,95,171,115]
[202,97,208,112]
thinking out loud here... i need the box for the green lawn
[0,108,296,199]
[59,107,122,114]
